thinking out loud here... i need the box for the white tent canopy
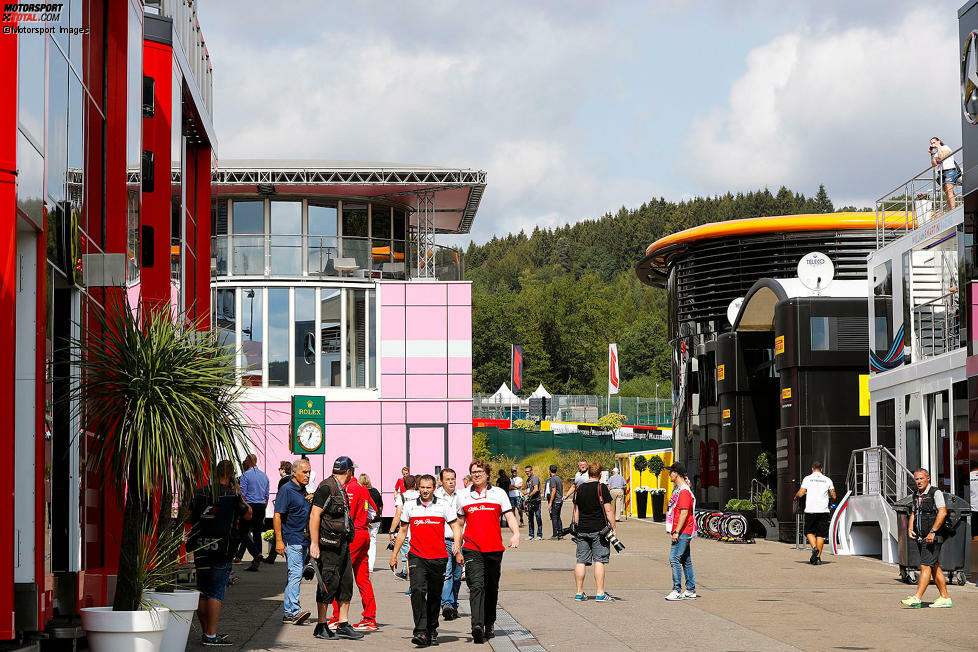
[528,383,552,399]
[483,382,525,405]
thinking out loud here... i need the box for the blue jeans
[527,501,543,538]
[669,534,695,592]
[441,539,462,608]
[284,543,309,616]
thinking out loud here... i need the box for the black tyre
[726,514,748,539]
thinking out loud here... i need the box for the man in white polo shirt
[563,459,590,501]
[794,461,836,565]
[390,474,461,647]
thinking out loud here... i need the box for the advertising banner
[609,343,620,395]
[511,345,524,393]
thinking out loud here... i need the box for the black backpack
[188,488,242,562]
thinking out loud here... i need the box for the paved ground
[187,505,978,651]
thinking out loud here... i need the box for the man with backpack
[308,456,364,640]
[188,460,252,647]
[901,469,954,608]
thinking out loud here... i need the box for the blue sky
[197,0,963,244]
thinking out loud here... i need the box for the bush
[758,488,775,512]
[472,431,491,459]
[633,455,648,473]
[512,418,538,431]
[647,454,665,477]
[725,498,755,511]
[516,449,614,487]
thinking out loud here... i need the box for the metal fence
[473,393,673,427]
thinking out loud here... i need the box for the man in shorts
[571,462,616,602]
[901,469,953,608]
[794,461,836,565]
[188,460,252,647]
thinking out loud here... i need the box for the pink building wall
[240,281,473,516]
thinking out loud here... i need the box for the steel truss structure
[416,191,436,278]
[127,165,487,234]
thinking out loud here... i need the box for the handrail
[846,446,915,504]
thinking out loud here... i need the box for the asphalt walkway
[187,508,978,651]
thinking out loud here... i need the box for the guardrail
[845,446,915,504]
[875,147,962,248]
[912,290,960,358]
[212,235,464,282]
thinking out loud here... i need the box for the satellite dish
[726,297,744,326]
[797,252,834,292]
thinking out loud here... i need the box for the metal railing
[473,393,673,428]
[912,290,960,358]
[845,446,915,504]
[212,234,464,282]
[875,147,962,248]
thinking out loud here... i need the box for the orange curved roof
[644,212,908,260]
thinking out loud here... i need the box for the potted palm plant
[70,304,248,652]
[647,455,667,521]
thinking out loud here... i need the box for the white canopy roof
[483,382,525,405]
[528,383,552,399]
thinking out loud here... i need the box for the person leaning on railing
[929,137,959,210]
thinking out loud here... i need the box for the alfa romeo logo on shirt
[962,31,978,125]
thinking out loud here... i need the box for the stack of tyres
[693,509,754,543]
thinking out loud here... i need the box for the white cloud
[681,8,960,208]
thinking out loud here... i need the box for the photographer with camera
[571,462,618,602]
[308,456,364,641]
[900,469,953,608]
[929,137,959,210]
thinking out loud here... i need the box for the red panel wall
[0,13,18,640]
[194,146,212,328]
[140,39,173,309]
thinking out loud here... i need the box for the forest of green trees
[464,185,843,396]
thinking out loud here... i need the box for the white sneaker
[682,590,698,600]
[665,590,684,601]
[528,536,535,541]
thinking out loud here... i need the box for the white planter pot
[144,589,200,652]
[81,606,169,652]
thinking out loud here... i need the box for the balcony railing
[875,147,962,248]
[846,446,915,505]
[912,290,960,359]
[212,235,464,282]
[145,0,214,119]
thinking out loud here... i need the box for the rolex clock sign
[292,395,325,455]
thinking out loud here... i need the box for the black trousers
[407,553,448,636]
[462,549,503,631]
[550,501,564,537]
[235,502,265,560]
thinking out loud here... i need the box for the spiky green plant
[66,303,248,611]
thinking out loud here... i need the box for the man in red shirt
[390,474,462,647]
[327,469,379,630]
[456,460,520,643]
[664,462,697,601]
[394,466,410,495]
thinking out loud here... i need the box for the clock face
[296,420,323,452]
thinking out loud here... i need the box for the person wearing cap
[664,462,697,601]
[308,456,364,641]
[324,460,379,632]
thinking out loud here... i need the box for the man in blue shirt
[608,468,627,522]
[274,458,313,625]
[235,454,270,571]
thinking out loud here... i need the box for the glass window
[50,0,70,53]
[67,72,86,235]
[876,398,895,452]
[308,202,337,275]
[241,288,263,386]
[214,288,235,353]
[47,45,69,205]
[372,205,392,240]
[905,393,920,473]
[16,131,44,226]
[368,290,376,388]
[343,203,368,237]
[811,317,829,351]
[294,288,316,387]
[346,289,366,387]
[232,201,264,275]
[233,200,264,233]
[69,0,86,71]
[321,290,341,387]
[17,30,45,142]
[267,289,289,386]
[213,200,228,275]
[270,202,301,275]
[952,381,968,501]
[126,4,142,173]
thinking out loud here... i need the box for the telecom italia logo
[2,4,90,35]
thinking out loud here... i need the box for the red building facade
[0,0,215,640]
